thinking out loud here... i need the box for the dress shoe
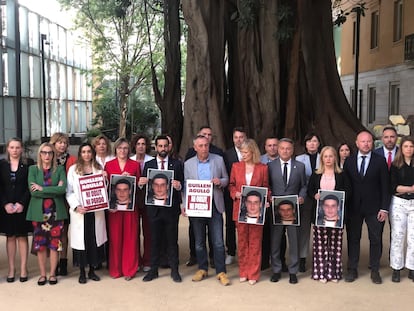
[345,269,358,282]
[225,255,235,265]
[57,258,68,276]
[88,271,100,281]
[143,270,159,282]
[408,270,414,280]
[37,276,47,286]
[79,274,87,284]
[392,269,400,283]
[299,258,306,272]
[49,275,58,285]
[185,257,197,267]
[192,269,208,282]
[216,272,230,286]
[6,276,15,283]
[270,273,281,282]
[19,276,28,283]
[171,270,182,283]
[371,271,382,284]
[289,274,298,284]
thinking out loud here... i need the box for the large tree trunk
[228,0,280,147]
[291,0,363,148]
[180,0,363,154]
[151,0,183,151]
[180,0,227,154]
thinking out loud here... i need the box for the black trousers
[346,212,384,272]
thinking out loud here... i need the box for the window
[371,11,379,49]
[389,83,400,115]
[393,0,403,42]
[368,86,376,124]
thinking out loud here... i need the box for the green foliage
[333,2,366,27]
[93,80,160,140]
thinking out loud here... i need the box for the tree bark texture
[180,0,363,154]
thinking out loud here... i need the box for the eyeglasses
[40,151,54,156]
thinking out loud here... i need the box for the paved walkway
[0,218,411,311]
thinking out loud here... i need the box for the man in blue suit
[184,135,230,286]
[344,130,391,284]
[268,138,307,284]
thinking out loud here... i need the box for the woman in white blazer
[66,143,107,284]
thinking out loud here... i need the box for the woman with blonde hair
[0,138,34,282]
[307,146,350,283]
[27,143,67,285]
[66,143,107,284]
[229,138,269,285]
[92,134,114,168]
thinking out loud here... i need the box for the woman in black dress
[0,138,33,282]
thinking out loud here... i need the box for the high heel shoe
[37,276,47,286]
[7,270,15,283]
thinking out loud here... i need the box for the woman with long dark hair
[390,136,414,282]
[66,143,107,284]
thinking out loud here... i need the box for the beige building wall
[337,0,414,127]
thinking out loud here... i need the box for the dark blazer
[228,162,269,222]
[225,147,240,174]
[374,146,398,158]
[268,159,307,198]
[0,158,34,208]
[307,171,351,223]
[143,157,184,217]
[343,152,391,215]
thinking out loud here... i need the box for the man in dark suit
[343,130,391,284]
[374,126,398,170]
[268,138,307,284]
[224,127,247,265]
[184,126,225,267]
[184,135,230,286]
[139,135,184,283]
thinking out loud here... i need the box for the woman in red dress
[104,137,140,280]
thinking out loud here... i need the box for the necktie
[161,160,165,170]
[359,156,366,177]
[387,151,392,170]
[283,162,288,185]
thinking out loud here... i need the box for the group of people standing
[0,125,413,288]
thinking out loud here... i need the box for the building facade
[336,0,414,127]
[0,0,92,146]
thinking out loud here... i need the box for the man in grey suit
[268,138,307,284]
[184,135,230,286]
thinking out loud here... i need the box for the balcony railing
[405,34,414,61]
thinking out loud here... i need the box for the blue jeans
[190,207,226,274]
